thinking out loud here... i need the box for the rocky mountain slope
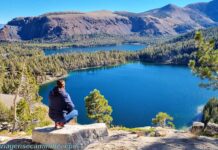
[186,0,218,22]
[116,3,216,35]
[0,0,218,42]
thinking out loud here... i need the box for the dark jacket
[48,86,75,121]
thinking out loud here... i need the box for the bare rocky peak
[145,4,182,14]
[185,2,208,12]
[186,0,218,22]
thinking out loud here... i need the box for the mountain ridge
[0,0,218,42]
[186,0,218,22]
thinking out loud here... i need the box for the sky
[0,0,211,24]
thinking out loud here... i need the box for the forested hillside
[139,27,218,64]
[0,43,138,94]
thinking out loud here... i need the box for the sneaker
[55,122,65,129]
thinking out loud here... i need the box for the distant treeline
[140,27,218,65]
[20,34,170,49]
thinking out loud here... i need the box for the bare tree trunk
[12,89,19,132]
[12,65,25,133]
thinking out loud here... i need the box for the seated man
[48,79,78,129]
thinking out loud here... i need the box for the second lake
[43,44,146,55]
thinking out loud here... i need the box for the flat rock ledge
[32,123,108,150]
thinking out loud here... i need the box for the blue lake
[43,44,146,55]
[39,63,218,128]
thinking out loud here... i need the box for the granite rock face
[32,123,108,150]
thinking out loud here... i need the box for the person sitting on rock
[48,79,78,129]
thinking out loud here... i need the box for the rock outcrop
[204,122,218,136]
[32,123,108,150]
[86,128,218,150]
[191,121,218,136]
[1,126,218,150]
[154,128,169,137]
[191,122,205,135]
[1,0,218,42]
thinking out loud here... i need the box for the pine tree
[189,31,218,90]
[85,89,113,126]
[16,99,31,130]
[189,31,218,125]
[0,100,13,122]
[152,112,174,128]
[13,64,51,132]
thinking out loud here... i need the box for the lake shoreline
[43,42,146,50]
[39,62,189,86]
[43,43,146,55]
[40,74,69,85]
[40,63,127,86]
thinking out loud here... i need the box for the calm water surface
[39,63,218,128]
[44,44,146,55]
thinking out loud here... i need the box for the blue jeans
[56,109,78,124]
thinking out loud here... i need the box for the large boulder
[32,123,108,150]
[154,130,168,137]
[154,127,175,137]
[191,122,204,135]
[204,122,218,136]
